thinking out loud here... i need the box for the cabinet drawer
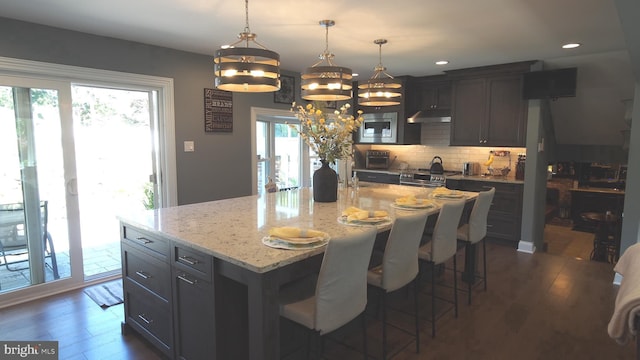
[174,245,213,281]
[125,281,172,350]
[123,245,171,300]
[487,212,520,242]
[122,225,170,260]
[492,191,522,213]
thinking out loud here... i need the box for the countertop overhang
[118,185,476,274]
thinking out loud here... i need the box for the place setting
[391,194,438,210]
[262,226,330,250]
[338,206,393,227]
[429,186,467,200]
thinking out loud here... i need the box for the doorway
[0,57,176,304]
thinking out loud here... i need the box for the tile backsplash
[355,123,525,178]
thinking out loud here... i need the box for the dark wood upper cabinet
[419,80,452,110]
[450,78,487,146]
[448,61,533,147]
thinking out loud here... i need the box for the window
[256,118,305,195]
[252,107,353,196]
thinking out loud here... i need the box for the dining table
[117,183,477,360]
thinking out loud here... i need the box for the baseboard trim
[517,241,536,254]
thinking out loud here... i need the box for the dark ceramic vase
[313,160,338,202]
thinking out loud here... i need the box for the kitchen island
[118,185,476,360]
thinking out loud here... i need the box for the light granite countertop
[118,185,475,274]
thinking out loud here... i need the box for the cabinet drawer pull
[137,314,153,325]
[177,274,197,285]
[178,255,199,266]
[135,271,151,279]
[134,236,153,245]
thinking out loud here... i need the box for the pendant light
[358,39,402,106]
[301,20,353,101]
[214,0,280,92]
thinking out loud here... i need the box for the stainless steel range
[399,168,461,187]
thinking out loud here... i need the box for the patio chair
[0,201,59,279]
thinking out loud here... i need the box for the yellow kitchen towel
[269,227,325,239]
[342,206,388,222]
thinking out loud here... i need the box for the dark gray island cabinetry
[121,224,216,360]
[172,245,216,360]
[121,225,174,358]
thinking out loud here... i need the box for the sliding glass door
[0,68,170,300]
[0,82,73,293]
[71,85,158,279]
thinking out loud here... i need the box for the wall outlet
[184,141,195,152]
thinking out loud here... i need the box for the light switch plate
[184,141,195,152]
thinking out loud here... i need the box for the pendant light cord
[244,0,250,33]
[243,0,251,46]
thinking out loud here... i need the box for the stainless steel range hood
[407,109,451,123]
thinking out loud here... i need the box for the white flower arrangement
[290,102,364,164]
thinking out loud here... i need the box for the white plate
[262,236,329,250]
[432,193,466,199]
[337,216,393,227]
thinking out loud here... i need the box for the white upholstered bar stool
[418,200,465,338]
[457,187,495,305]
[367,212,429,360]
[279,228,377,359]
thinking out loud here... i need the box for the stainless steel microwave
[357,112,398,143]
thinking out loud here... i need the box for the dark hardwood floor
[0,239,634,359]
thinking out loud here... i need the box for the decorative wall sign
[274,75,295,104]
[204,88,233,132]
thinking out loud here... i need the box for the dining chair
[279,227,377,359]
[367,211,429,360]
[0,201,59,279]
[456,187,495,305]
[418,200,465,338]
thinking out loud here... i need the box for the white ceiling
[0,0,634,146]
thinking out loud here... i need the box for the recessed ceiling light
[352,73,359,77]
[435,60,449,65]
[562,43,581,49]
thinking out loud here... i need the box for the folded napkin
[395,194,432,206]
[269,227,325,239]
[342,206,388,222]
[431,186,453,195]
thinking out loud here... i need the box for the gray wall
[0,17,293,205]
